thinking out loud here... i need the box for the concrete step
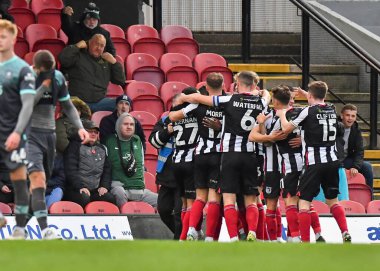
[200,44,301,57]
[374,179,380,189]
[372,164,380,179]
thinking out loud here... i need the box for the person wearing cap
[99,94,146,150]
[61,2,115,56]
[63,119,116,208]
[59,33,125,112]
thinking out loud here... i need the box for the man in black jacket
[99,94,146,150]
[340,104,373,192]
[61,2,115,56]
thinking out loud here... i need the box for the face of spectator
[117,101,130,116]
[84,17,99,29]
[120,116,135,139]
[0,28,16,53]
[341,109,357,128]
[88,37,105,58]
[86,129,99,144]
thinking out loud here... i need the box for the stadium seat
[366,200,380,214]
[129,110,157,140]
[144,171,158,193]
[115,54,124,67]
[196,81,206,90]
[101,24,131,61]
[339,200,366,214]
[0,202,12,214]
[348,183,372,208]
[23,52,35,65]
[144,158,158,175]
[106,83,124,98]
[25,24,65,59]
[10,0,29,9]
[58,29,68,44]
[345,170,366,184]
[311,200,330,214]
[49,201,84,214]
[193,53,234,88]
[15,26,29,58]
[31,0,64,31]
[126,81,159,99]
[126,24,165,61]
[160,53,198,86]
[91,111,112,127]
[84,201,120,214]
[160,25,200,61]
[160,81,189,110]
[120,201,155,214]
[8,7,36,32]
[131,96,164,119]
[125,53,165,89]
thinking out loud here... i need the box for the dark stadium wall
[63,0,144,29]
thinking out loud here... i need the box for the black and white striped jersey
[182,103,224,155]
[172,112,199,163]
[271,107,304,174]
[213,93,268,153]
[290,103,338,166]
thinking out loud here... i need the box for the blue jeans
[314,167,349,202]
[343,158,374,190]
[87,98,116,113]
[45,187,64,209]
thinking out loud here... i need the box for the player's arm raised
[179,93,213,106]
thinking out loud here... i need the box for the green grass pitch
[0,241,379,271]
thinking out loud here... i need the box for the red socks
[180,209,191,240]
[331,204,348,233]
[298,209,311,242]
[189,199,206,229]
[224,204,238,239]
[285,205,299,237]
[310,205,321,234]
[213,214,223,241]
[238,208,248,234]
[265,209,277,241]
[257,203,265,240]
[205,202,220,238]
[276,208,282,239]
[246,204,259,233]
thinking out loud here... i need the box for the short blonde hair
[0,19,18,37]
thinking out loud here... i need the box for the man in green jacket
[106,112,157,208]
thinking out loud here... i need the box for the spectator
[99,94,146,150]
[0,0,14,22]
[0,164,13,204]
[64,119,116,208]
[61,2,115,55]
[106,113,158,208]
[59,34,125,113]
[340,104,374,192]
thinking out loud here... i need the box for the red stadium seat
[58,29,68,44]
[345,170,366,185]
[49,201,84,214]
[366,200,380,214]
[106,83,124,98]
[0,202,12,214]
[144,171,158,193]
[31,0,64,31]
[10,0,29,9]
[160,81,189,110]
[127,25,165,61]
[196,81,206,90]
[15,26,29,58]
[84,201,120,214]
[193,53,233,88]
[160,25,199,61]
[129,111,157,140]
[101,24,131,61]
[125,53,165,89]
[339,200,366,214]
[23,52,35,65]
[131,96,164,119]
[8,7,36,32]
[160,53,198,86]
[311,200,330,214]
[91,111,112,127]
[144,158,158,175]
[126,81,159,99]
[348,183,372,208]
[115,54,124,67]
[120,201,155,214]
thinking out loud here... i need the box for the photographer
[106,113,157,208]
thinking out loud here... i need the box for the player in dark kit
[178,71,271,241]
[169,72,225,241]
[278,81,351,242]
[0,20,35,233]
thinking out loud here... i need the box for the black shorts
[257,154,264,186]
[0,134,28,171]
[298,162,340,202]
[194,152,221,190]
[172,161,196,199]
[263,171,282,198]
[220,152,260,196]
[26,130,56,177]
[282,171,301,198]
